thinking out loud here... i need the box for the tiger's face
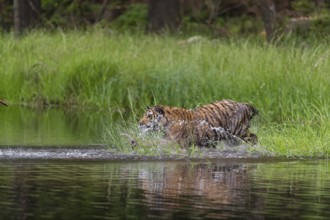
[138,106,167,133]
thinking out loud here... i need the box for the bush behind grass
[1,30,329,156]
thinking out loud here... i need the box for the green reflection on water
[248,160,330,219]
[0,106,110,146]
[0,160,330,219]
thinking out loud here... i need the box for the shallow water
[0,159,330,219]
[0,106,107,146]
[0,106,270,159]
[1,107,330,219]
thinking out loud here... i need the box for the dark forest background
[1,0,330,40]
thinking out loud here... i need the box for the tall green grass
[0,30,329,156]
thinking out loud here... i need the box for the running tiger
[138,99,258,147]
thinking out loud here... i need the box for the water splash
[0,144,272,160]
[0,145,122,160]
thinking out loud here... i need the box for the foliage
[292,15,330,39]
[1,30,330,156]
[0,0,12,31]
[110,3,147,31]
[40,0,102,27]
[292,0,318,15]
[1,0,330,38]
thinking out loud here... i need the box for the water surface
[1,106,329,219]
[0,106,108,146]
[0,159,329,219]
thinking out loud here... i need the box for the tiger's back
[193,100,257,140]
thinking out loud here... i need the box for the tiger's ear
[154,106,165,115]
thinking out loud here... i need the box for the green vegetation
[1,30,329,157]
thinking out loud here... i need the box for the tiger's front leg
[242,132,258,145]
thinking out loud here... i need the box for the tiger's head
[138,106,168,133]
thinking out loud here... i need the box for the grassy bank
[1,30,329,156]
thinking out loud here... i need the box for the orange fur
[139,99,258,147]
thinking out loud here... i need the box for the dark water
[1,107,330,219]
[0,159,330,219]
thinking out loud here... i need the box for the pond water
[1,107,330,219]
[1,159,330,219]
[0,106,108,146]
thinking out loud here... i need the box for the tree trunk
[147,0,181,33]
[259,0,276,43]
[14,0,40,36]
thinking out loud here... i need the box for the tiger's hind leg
[223,133,243,146]
[212,127,243,146]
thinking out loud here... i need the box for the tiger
[161,119,243,148]
[0,100,7,106]
[138,99,258,147]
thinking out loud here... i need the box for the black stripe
[210,103,226,126]
[212,127,220,141]
[198,108,217,126]
[203,105,221,127]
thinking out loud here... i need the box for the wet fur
[165,120,242,148]
[139,99,258,147]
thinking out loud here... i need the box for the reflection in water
[138,163,251,219]
[0,106,109,146]
[0,160,330,219]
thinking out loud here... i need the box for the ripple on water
[0,146,119,160]
[0,144,273,160]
